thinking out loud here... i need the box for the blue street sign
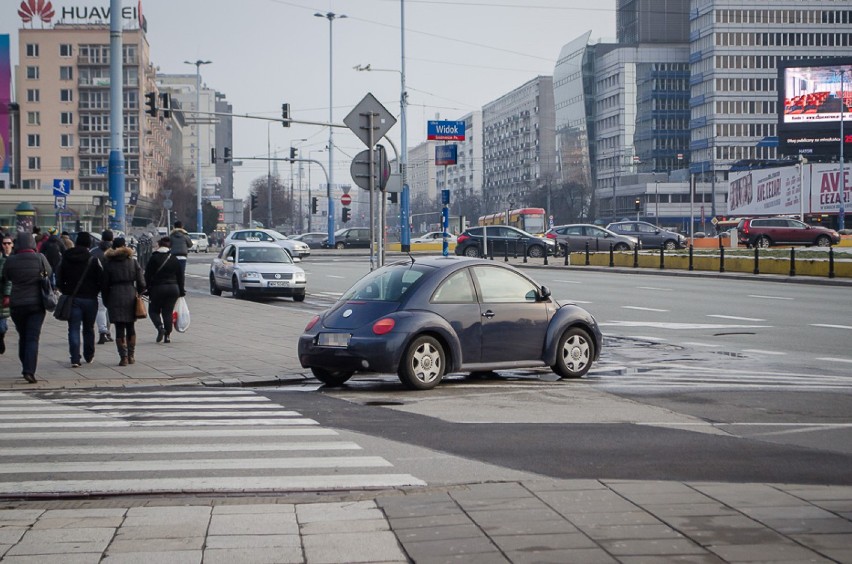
[427,120,466,141]
[96,165,108,175]
[435,144,458,166]
[53,179,72,197]
[441,189,450,205]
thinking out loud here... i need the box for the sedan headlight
[294,271,306,281]
[240,271,261,280]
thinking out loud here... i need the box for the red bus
[478,207,547,234]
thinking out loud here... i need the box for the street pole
[400,0,411,252]
[840,69,846,231]
[185,59,212,233]
[267,123,271,229]
[655,180,659,226]
[107,0,125,232]
[315,12,346,247]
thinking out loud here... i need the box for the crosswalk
[0,389,425,496]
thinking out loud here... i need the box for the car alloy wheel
[311,367,353,387]
[463,245,480,258]
[552,327,593,379]
[756,236,771,248]
[399,335,445,390]
[209,274,222,296]
[815,235,831,247]
[614,243,629,252]
[335,241,346,250]
[527,244,544,258]
[664,240,677,250]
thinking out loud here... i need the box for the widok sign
[427,121,466,141]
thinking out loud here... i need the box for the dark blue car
[298,256,602,390]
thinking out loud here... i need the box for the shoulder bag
[40,257,58,312]
[54,257,94,321]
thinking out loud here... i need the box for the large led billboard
[777,57,852,158]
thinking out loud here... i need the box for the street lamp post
[655,180,659,226]
[184,59,212,233]
[307,148,327,232]
[839,68,847,231]
[315,11,346,247]
[290,138,307,232]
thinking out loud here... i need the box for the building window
[26,66,39,79]
[25,44,38,57]
[60,112,73,125]
[22,179,41,189]
[27,134,40,148]
[27,157,41,170]
[60,134,74,148]
[60,89,73,102]
[60,156,74,171]
[60,66,73,80]
[26,89,39,102]
[59,44,72,57]
[26,111,40,125]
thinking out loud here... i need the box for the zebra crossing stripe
[3,418,319,427]
[0,442,362,456]
[2,429,338,440]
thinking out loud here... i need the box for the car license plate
[269,281,289,287]
[318,333,350,347]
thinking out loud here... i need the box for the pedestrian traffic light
[281,103,291,127]
[311,197,318,214]
[160,93,171,118]
[251,194,258,210]
[388,192,398,204]
[634,198,641,212]
[144,92,157,117]
[289,147,297,160]
[224,148,231,163]
[341,207,351,223]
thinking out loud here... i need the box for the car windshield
[267,231,286,240]
[341,263,430,302]
[237,246,293,264]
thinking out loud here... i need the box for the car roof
[227,241,281,249]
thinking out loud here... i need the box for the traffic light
[311,197,318,214]
[211,148,217,164]
[388,192,398,204]
[635,198,641,212]
[160,93,171,118]
[251,194,258,210]
[144,92,157,117]
[281,103,291,127]
[289,147,297,161]
[341,207,351,223]
[224,148,231,163]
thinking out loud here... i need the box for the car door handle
[482,310,495,319]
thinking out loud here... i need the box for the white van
[188,232,209,252]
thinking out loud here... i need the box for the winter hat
[14,232,37,252]
[113,237,126,249]
[75,232,92,248]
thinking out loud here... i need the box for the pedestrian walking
[60,231,75,250]
[55,232,103,367]
[144,237,184,344]
[102,237,145,366]
[169,220,193,278]
[0,232,53,383]
[39,228,64,286]
[90,229,114,344]
[0,233,13,355]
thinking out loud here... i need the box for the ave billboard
[777,57,852,157]
[427,120,465,141]
[727,163,850,217]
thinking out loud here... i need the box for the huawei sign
[18,0,55,24]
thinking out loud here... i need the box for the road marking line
[637,286,672,291]
[552,279,581,284]
[1,429,338,440]
[0,442,361,456]
[811,324,852,330]
[748,294,793,300]
[602,321,771,329]
[816,357,852,364]
[742,349,787,356]
[3,418,319,428]
[680,341,722,348]
[621,306,669,312]
[707,314,766,321]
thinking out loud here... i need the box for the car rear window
[342,264,429,302]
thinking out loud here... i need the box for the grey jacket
[2,232,52,310]
[169,228,193,257]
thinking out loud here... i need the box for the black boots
[98,332,113,344]
[127,335,136,365]
[116,337,128,366]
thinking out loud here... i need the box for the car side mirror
[539,285,551,300]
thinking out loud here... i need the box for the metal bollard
[719,246,725,273]
[513,239,518,259]
[595,238,600,252]
[753,246,760,275]
[564,247,570,266]
[504,242,509,262]
[584,241,590,265]
[688,245,694,271]
[789,247,796,277]
[523,240,528,263]
[633,244,639,268]
[659,247,665,269]
[829,246,835,279]
[609,243,614,267]
[543,247,549,265]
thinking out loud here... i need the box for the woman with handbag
[0,232,52,383]
[55,232,103,368]
[102,237,145,366]
[144,236,184,344]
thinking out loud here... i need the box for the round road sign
[341,193,352,206]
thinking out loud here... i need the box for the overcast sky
[3,0,615,198]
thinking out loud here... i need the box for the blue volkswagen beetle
[298,256,602,390]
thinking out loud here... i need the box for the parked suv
[455,226,557,258]
[737,217,840,248]
[322,227,372,249]
[606,221,687,250]
[545,224,637,253]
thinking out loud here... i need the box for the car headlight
[240,271,261,280]
[294,271,306,281]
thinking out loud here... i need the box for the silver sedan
[209,242,307,301]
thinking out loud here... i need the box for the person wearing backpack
[55,232,103,367]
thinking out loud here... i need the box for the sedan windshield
[238,247,293,264]
[341,264,430,302]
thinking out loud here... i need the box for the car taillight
[545,232,557,239]
[372,318,395,335]
[305,315,320,331]
[457,234,470,244]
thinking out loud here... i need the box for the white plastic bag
[174,296,190,333]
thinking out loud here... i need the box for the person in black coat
[1,232,52,383]
[102,237,145,366]
[144,237,185,343]
[55,232,104,367]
